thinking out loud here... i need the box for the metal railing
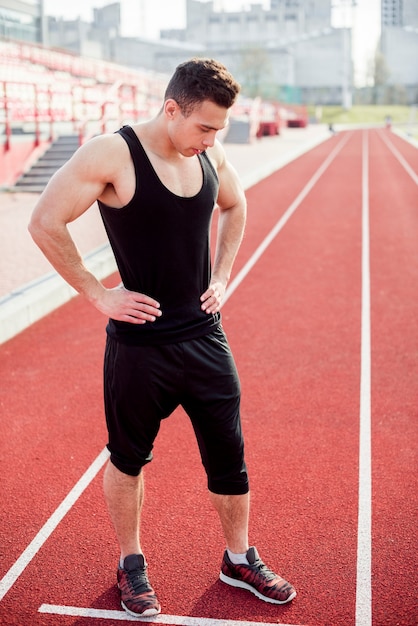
[0,38,167,160]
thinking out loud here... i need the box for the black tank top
[98,125,221,345]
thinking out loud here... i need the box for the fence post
[34,84,40,147]
[3,81,11,151]
[48,85,53,142]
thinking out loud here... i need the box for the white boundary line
[223,132,351,305]
[38,604,305,626]
[378,130,418,185]
[0,447,110,602]
[355,131,372,626]
[1,132,348,624]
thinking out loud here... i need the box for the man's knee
[208,465,249,495]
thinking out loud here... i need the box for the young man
[29,58,296,618]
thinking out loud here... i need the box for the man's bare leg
[209,491,250,553]
[104,461,161,616]
[212,489,297,604]
[103,460,143,560]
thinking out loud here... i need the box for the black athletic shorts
[103,325,249,495]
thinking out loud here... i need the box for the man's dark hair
[164,58,240,116]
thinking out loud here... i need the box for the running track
[0,128,417,626]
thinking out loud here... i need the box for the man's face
[166,99,230,156]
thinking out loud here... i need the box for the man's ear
[164,99,180,119]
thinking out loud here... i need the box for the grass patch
[308,105,416,125]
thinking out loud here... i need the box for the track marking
[355,131,372,626]
[378,130,418,185]
[0,447,110,602]
[224,132,351,304]
[38,604,305,625]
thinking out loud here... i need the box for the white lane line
[0,447,110,602]
[223,132,351,305]
[38,604,305,626]
[355,131,372,626]
[378,130,418,185]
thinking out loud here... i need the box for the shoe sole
[219,571,297,605]
[121,600,161,618]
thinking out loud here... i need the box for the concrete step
[15,134,79,192]
[12,183,47,192]
[15,176,52,184]
[31,160,69,169]
[38,150,75,159]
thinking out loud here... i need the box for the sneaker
[117,554,161,617]
[220,546,296,605]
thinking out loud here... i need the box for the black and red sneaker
[220,546,296,605]
[117,554,161,617]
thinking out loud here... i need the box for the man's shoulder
[80,131,127,157]
[206,139,226,171]
[75,132,131,171]
[69,132,133,191]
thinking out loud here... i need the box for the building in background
[1,0,417,106]
[0,0,44,43]
[381,0,418,27]
[158,0,346,105]
[175,0,332,47]
[46,3,121,59]
[379,0,418,103]
[0,0,350,105]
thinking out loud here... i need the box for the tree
[372,51,390,104]
[238,47,271,98]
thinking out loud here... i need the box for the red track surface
[0,129,417,626]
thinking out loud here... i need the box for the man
[29,58,296,618]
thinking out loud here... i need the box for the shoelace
[251,559,279,582]
[126,568,151,594]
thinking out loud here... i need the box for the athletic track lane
[0,128,416,626]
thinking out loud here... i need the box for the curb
[0,245,116,345]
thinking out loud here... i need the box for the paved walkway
[0,124,331,344]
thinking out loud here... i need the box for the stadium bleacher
[1,38,308,190]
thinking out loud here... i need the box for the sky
[43,0,381,87]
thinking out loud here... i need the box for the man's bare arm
[201,142,247,314]
[29,135,162,324]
